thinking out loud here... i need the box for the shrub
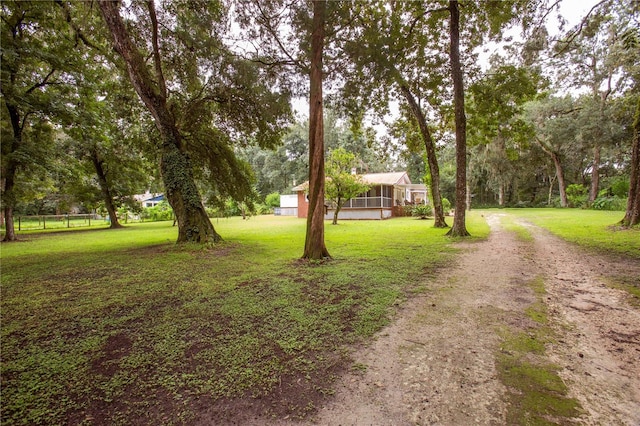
[411,204,433,219]
[401,205,413,216]
[142,201,174,222]
[255,203,272,215]
[441,198,451,213]
[592,196,627,211]
[566,184,588,208]
[609,177,629,198]
[265,192,280,208]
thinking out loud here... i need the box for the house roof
[291,182,309,192]
[360,172,410,185]
[133,192,163,202]
[145,194,165,202]
[292,171,413,191]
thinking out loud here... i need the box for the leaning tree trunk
[99,0,220,243]
[399,85,448,228]
[90,147,122,229]
[446,0,470,237]
[161,134,221,243]
[302,0,330,259]
[621,97,640,227]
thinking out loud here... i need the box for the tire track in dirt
[522,220,640,426]
[301,214,640,426]
[255,213,640,426]
[304,214,543,425]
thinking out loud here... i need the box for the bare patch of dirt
[253,213,640,426]
[91,332,133,377]
[290,214,534,425]
[195,352,350,425]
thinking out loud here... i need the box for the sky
[557,0,602,28]
[478,0,601,67]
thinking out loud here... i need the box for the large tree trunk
[2,206,16,241]
[621,97,640,227]
[399,86,448,228]
[303,0,330,259]
[99,0,220,243]
[90,147,122,229]
[2,103,22,242]
[160,140,220,242]
[446,0,470,237]
[2,161,18,242]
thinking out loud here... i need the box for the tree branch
[405,6,449,42]
[255,1,306,72]
[25,68,56,94]
[553,0,609,56]
[21,111,33,132]
[325,7,359,40]
[54,0,106,54]
[147,0,167,99]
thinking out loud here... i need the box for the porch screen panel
[352,198,366,208]
[369,198,382,207]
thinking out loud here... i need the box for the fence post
[43,215,46,229]
[88,214,91,226]
[67,214,70,228]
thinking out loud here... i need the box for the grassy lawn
[490,208,640,259]
[1,214,488,425]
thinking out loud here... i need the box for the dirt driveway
[301,213,640,425]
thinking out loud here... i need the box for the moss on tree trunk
[99,0,222,244]
[161,142,221,243]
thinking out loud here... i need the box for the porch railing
[342,196,393,209]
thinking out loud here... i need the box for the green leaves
[325,147,371,220]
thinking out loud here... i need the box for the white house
[133,192,165,208]
[285,171,428,220]
[275,194,299,216]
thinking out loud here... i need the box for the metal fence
[9,214,104,231]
